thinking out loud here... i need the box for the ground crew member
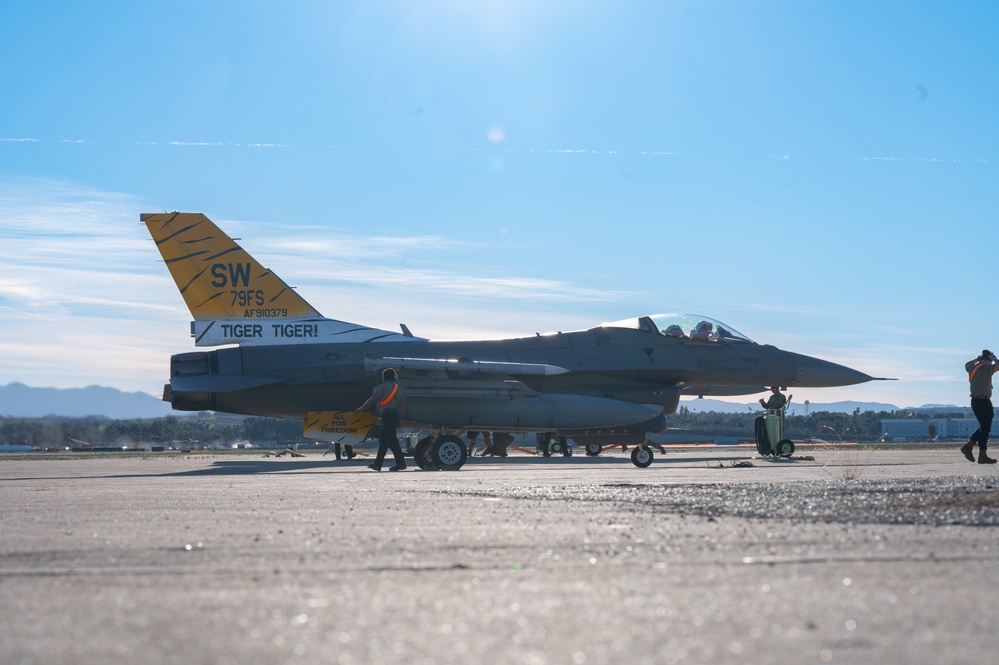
[759,386,788,410]
[357,368,408,471]
[333,443,355,460]
[467,431,488,457]
[962,350,998,464]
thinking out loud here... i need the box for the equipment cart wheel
[631,444,654,468]
[776,439,795,458]
[431,435,468,471]
[585,442,602,457]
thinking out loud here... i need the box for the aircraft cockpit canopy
[601,314,754,343]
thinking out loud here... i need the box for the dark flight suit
[966,357,997,454]
[370,380,406,470]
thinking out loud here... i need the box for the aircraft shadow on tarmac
[181,454,742,476]
[52,451,907,481]
[181,453,911,476]
[25,454,714,480]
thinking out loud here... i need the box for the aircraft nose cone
[793,353,875,387]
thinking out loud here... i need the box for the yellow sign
[304,411,377,444]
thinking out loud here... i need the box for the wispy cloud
[303,265,629,302]
[159,141,292,148]
[0,178,635,392]
[860,156,965,164]
[10,138,983,166]
[267,233,467,260]
[221,218,633,303]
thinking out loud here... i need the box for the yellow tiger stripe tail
[142,212,320,321]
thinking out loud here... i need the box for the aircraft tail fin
[142,212,321,321]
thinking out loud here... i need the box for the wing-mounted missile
[363,354,572,401]
[681,385,768,397]
[363,354,569,377]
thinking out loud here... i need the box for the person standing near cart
[962,350,998,464]
[759,386,787,411]
[357,368,408,471]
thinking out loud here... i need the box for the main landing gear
[583,441,665,464]
[539,434,658,467]
[413,429,468,471]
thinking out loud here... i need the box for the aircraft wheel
[585,442,602,457]
[414,437,434,470]
[631,445,654,468]
[548,438,565,456]
[432,435,468,471]
[776,439,795,458]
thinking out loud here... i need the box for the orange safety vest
[378,382,399,407]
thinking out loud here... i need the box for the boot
[979,447,997,465]
[961,442,976,462]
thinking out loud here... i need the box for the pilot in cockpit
[690,321,713,340]
[663,324,686,338]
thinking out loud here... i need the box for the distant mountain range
[678,397,963,414]
[679,397,896,414]
[0,383,175,419]
[0,382,962,419]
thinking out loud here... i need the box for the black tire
[431,435,468,471]
[585,442,602,457]
[414,437,434,470]
[548,438,564,456]
[631,445,653,468]
[754,416,771,456]
[776,439,795,458]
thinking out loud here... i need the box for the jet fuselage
[168,324,872,433]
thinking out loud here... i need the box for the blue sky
[1,1,997,409]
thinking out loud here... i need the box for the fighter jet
[143,212,882,470]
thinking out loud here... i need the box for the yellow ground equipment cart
[754,402,795,458]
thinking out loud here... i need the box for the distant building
[881,417,989,440]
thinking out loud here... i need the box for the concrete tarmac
[2,448,997,665]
